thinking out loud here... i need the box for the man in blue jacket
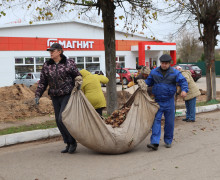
[145,54,188,150]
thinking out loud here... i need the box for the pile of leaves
[104,106,131,128]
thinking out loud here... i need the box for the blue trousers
[150,97,175,145]
[185,97,196,121]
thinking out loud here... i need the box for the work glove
[77,84,81,90]
[176,86,181,95]
[75,76,83,90]
[137,79,147,91]
[35,97,39,105]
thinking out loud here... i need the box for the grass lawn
[0,120,57,136]
[196,99,220,106]
[176,99,220,109]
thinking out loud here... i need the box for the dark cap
[47,43,63,51]
[159,54,172,62]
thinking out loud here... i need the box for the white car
[13,72,40,87]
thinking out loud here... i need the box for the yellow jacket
[80,69,109,109]
[127,71,140,88]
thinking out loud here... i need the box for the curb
[175,103,220,117]
[0,128,60,148]
[0,104,220,148]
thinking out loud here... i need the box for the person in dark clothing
[134,66,151,84]
[135,66,153,96]
[128,66,153,96]
[144,54,188,151]
[35,43,81,154]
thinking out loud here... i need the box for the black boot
[182,118,189,121]
[147,144,159,151]
[68,143,77,154]
[61,144,70,153]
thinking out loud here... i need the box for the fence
[179,61,220,76]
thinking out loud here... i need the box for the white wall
[0,53,15,87]
[116,51,138,68]
[0,22,104,39]
[145,51,163,67]
[0,21,150,41]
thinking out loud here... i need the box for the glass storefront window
[25,57,34,64]
[36,65,43,72]
[14,56,100,76]
[15,65,34,74]
[36,57,44,64]
[119,57,124,62]
[116,56,125,68]
[45,58,50,61]
[76,64,84,70]
[93,57,99,62]
[116,62,121,68]
[15,58,23,64]
[86,57,92,62]
[71,56,100,72]
[86,63,100,72]
[15,57,48,76]
[119,62,125,68]
[77,57,84,63]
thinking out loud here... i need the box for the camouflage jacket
[35,55,81,98]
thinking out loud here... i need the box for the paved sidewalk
[0,103,220,148]
[195,77,220,91]
[1,111,220,180]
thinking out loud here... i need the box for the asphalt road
[195,77,220,91]
[0,110,220,180]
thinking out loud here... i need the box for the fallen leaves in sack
[104,106,131,128]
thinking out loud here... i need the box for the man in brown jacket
[176,66,201,122]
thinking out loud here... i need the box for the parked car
[13,72,40,87]
[116,68,138,85]
[173,64,202,82]
[91,70,120,85]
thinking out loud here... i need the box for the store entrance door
[150,57,158,69]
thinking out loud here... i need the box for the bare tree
[153,0,220,101]
[176,29,203,63]
[0,0,155,114]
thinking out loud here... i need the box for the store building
[0,20,176,87]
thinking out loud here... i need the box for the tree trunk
[100,1,117,114]
[203,24,216,101]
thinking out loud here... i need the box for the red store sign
[0,37,105,51]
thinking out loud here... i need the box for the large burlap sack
[62,86,159,154]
